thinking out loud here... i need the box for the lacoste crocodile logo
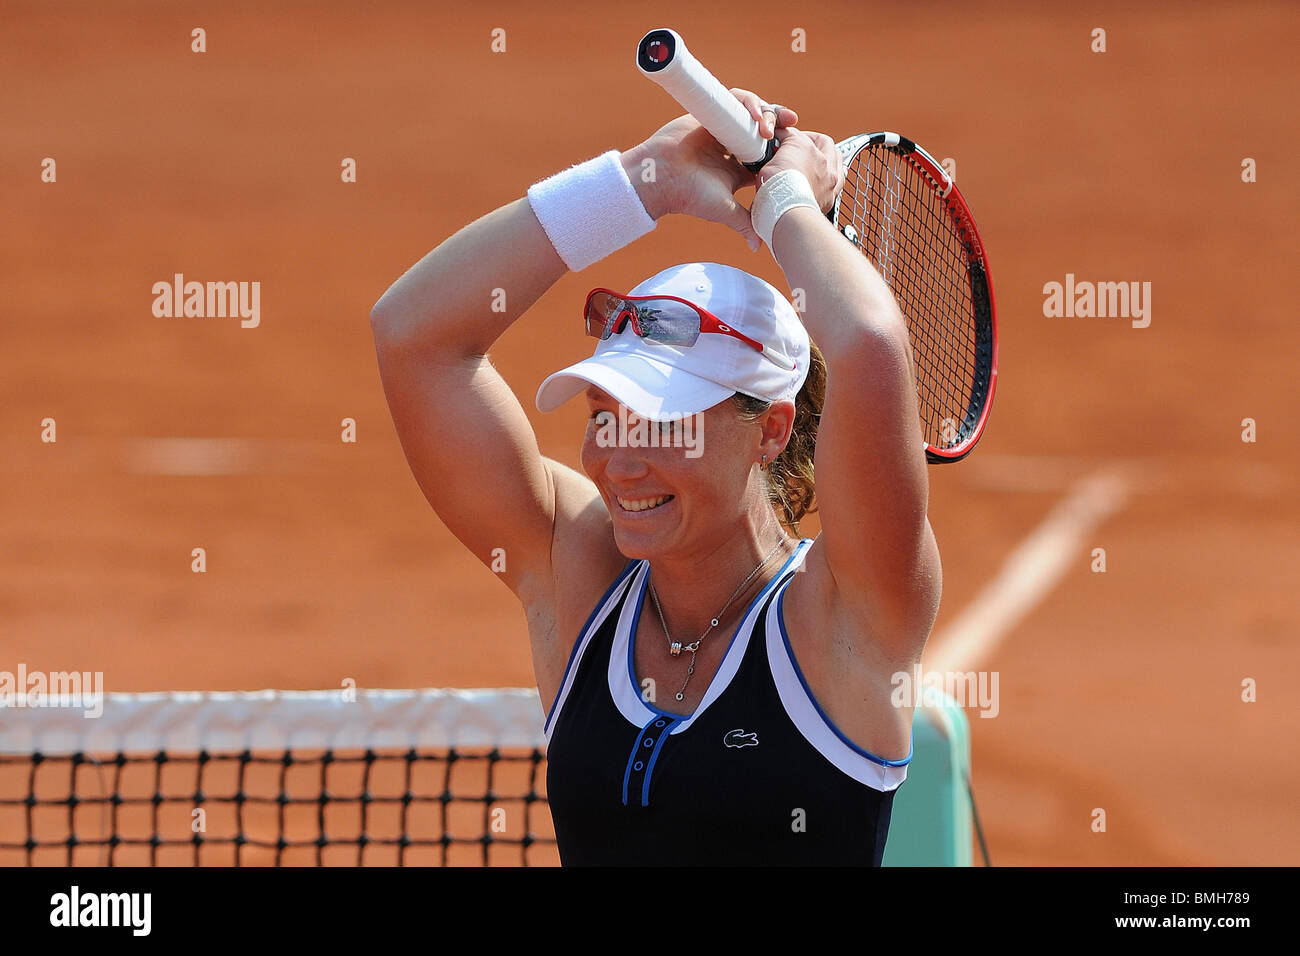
[723,729,759,749]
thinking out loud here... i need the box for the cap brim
[535,349,733,421]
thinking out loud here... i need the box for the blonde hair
[730,337,826,537]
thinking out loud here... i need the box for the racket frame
[828,133,998,463]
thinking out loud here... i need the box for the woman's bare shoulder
[550,471,630,624]
[527,459,632,703]
[780,534,838,638]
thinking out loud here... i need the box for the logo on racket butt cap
[637,29,679,73]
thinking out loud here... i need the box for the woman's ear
[765,400,797,447]
[753,400,795,464]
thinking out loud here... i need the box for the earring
[761,454,768,469]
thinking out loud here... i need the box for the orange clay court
[1,0,1296,865]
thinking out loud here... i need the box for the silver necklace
[648,536,790,703]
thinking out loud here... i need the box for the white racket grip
[636,29,771,166]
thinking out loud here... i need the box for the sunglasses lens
[631,299,700,345]
[585,292,622,338]
[585,293,702,345]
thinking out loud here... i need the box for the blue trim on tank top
[620,714,681,806]
[640,715,680,805]
[544,556,642,734]
[620,734,637,805]
[626,538,814,721]
[775,584,914,766]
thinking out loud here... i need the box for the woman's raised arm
[369,195,574,607]
[755,124,941,656]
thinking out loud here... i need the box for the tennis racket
[636,28,998,464]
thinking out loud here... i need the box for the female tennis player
[369,91,941,866]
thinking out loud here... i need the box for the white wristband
[751,169,820,250]
[526,150,657,272]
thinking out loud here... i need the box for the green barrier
[881,691,973,866]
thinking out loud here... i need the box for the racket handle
[636,28,776,170]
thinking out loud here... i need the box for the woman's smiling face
[580,385,759,558]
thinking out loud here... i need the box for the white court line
[122,438,260,476]
[924,467,1130,675]
[958,454,1102,493]
[961,453,1290,498]
[119,438,343,475]
[5,437,377,475]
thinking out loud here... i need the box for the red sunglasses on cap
[583,288,797,371]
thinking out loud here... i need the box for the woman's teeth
[617,494,674,513]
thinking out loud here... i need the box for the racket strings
[839,145,981,450]
[881,153,976,442]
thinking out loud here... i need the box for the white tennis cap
[535,262,809,421]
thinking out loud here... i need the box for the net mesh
[837,140,992,454]
[0,688,558,866]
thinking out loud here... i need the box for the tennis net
[0,688,557,866]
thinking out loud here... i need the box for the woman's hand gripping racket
[636,28,998,464]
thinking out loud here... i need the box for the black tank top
[544,536,911,866]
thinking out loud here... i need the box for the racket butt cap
[637,28,681,74]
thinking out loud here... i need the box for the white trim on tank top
[607,538,815,733]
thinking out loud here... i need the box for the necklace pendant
[668,641,682,657]
[675,692,685,701]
